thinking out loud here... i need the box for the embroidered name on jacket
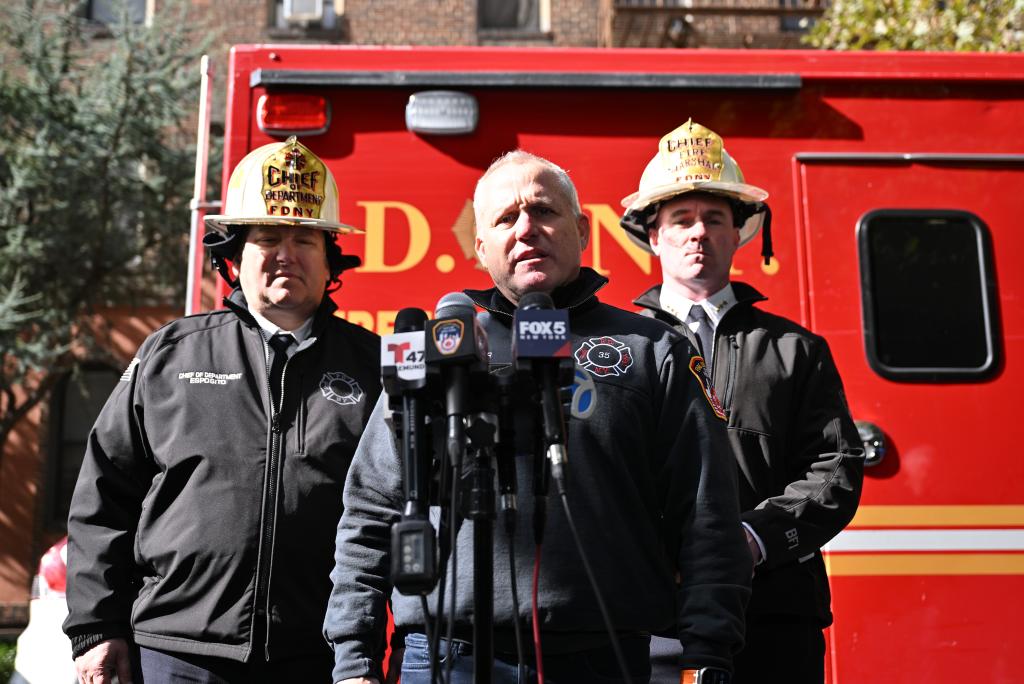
[574,336,634,377]
[178,370,244,385]
[320,371,365,406]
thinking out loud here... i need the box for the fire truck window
[47,366,119,531]
[82,0,146,25]
[858,210,999,382]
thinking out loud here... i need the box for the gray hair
[473,150,582,228]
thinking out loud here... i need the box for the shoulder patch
[574,336,634,378]
[120,358,140,383]
[320,371,365,406]
[688,355,726,420]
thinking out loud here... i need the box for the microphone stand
[464,412,497,684]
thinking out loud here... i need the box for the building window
[857,209,999,382]
[780,0,816,32]
[47,366,120,529]
[82,0,147,25]
[272,0,338,29]
[479,0,540,31]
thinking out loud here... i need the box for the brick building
[1,0,822,627]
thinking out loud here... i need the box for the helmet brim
[203,215,363,235]
[620,179,769,213]
[620,194,767,255]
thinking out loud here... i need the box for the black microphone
[383,308,429,514]
[425,292,488,469]
[513,291,573,493]
[385,308,437,596]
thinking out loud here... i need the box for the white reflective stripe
[825,529,1024,553]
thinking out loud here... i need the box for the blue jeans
[400,631,652,684]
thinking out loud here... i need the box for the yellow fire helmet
[204,136,360,235]
[619,119,773,263]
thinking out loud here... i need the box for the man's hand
[74,638,132,684]
[744,527,763,569]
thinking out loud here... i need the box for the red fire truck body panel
[201,45,1024,683]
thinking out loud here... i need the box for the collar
[464,267,608,319]
[634,281,767,324]
[248,307,314,344]
[224,288,338,337]
[659,284,737,328]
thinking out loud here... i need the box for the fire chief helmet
[619,119,774,265]
[203,136,361,289]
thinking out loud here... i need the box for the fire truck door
[795,156,1024,684]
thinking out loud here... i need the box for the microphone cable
[506,504,526,684]
[429,467,462,684]
[557,489,632,684]
[531,544,545,684]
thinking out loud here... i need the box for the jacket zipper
[252,335,291,662]
[723,338,737,416]
[713,308,737,418]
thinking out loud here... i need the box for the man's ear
[577,213,591,251]
[474,228,486,264]
[647,227,661,257]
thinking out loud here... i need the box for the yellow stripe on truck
[849,505,1024,528]
[825,552,1024,576]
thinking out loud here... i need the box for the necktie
[267,333,295,411]
[687,306,715,366]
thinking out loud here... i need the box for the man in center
[324,151,751,684]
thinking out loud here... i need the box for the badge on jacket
[320,371,365,406]
[574,336,634,378]
[688,356,726,420]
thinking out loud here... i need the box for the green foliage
[805,0,1024,51]
[0,0,210,448]
[0,639,13,684]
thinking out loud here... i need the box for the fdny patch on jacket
[688,355,726,420]
[320,372,364,406]
[574,336,634,378]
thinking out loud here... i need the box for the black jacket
[64,290,380,663]
[324,269,751,681]
[635,282,864,623]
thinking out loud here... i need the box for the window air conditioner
[283,0,323,24]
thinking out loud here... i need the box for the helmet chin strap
[202,229,242,288]
[760,205,773,266]
[211,253,240,289]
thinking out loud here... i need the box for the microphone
[385,308,437,596]
[513,292,573,493]
[425,292,488,469]
[382,308,429,513]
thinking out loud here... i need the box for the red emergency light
[257,93,330,135]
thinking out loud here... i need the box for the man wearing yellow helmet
[621,121,864,683]
[63,138,380,683]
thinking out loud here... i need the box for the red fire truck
[189,45,1024,683]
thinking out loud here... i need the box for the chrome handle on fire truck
[855,420,886,467]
